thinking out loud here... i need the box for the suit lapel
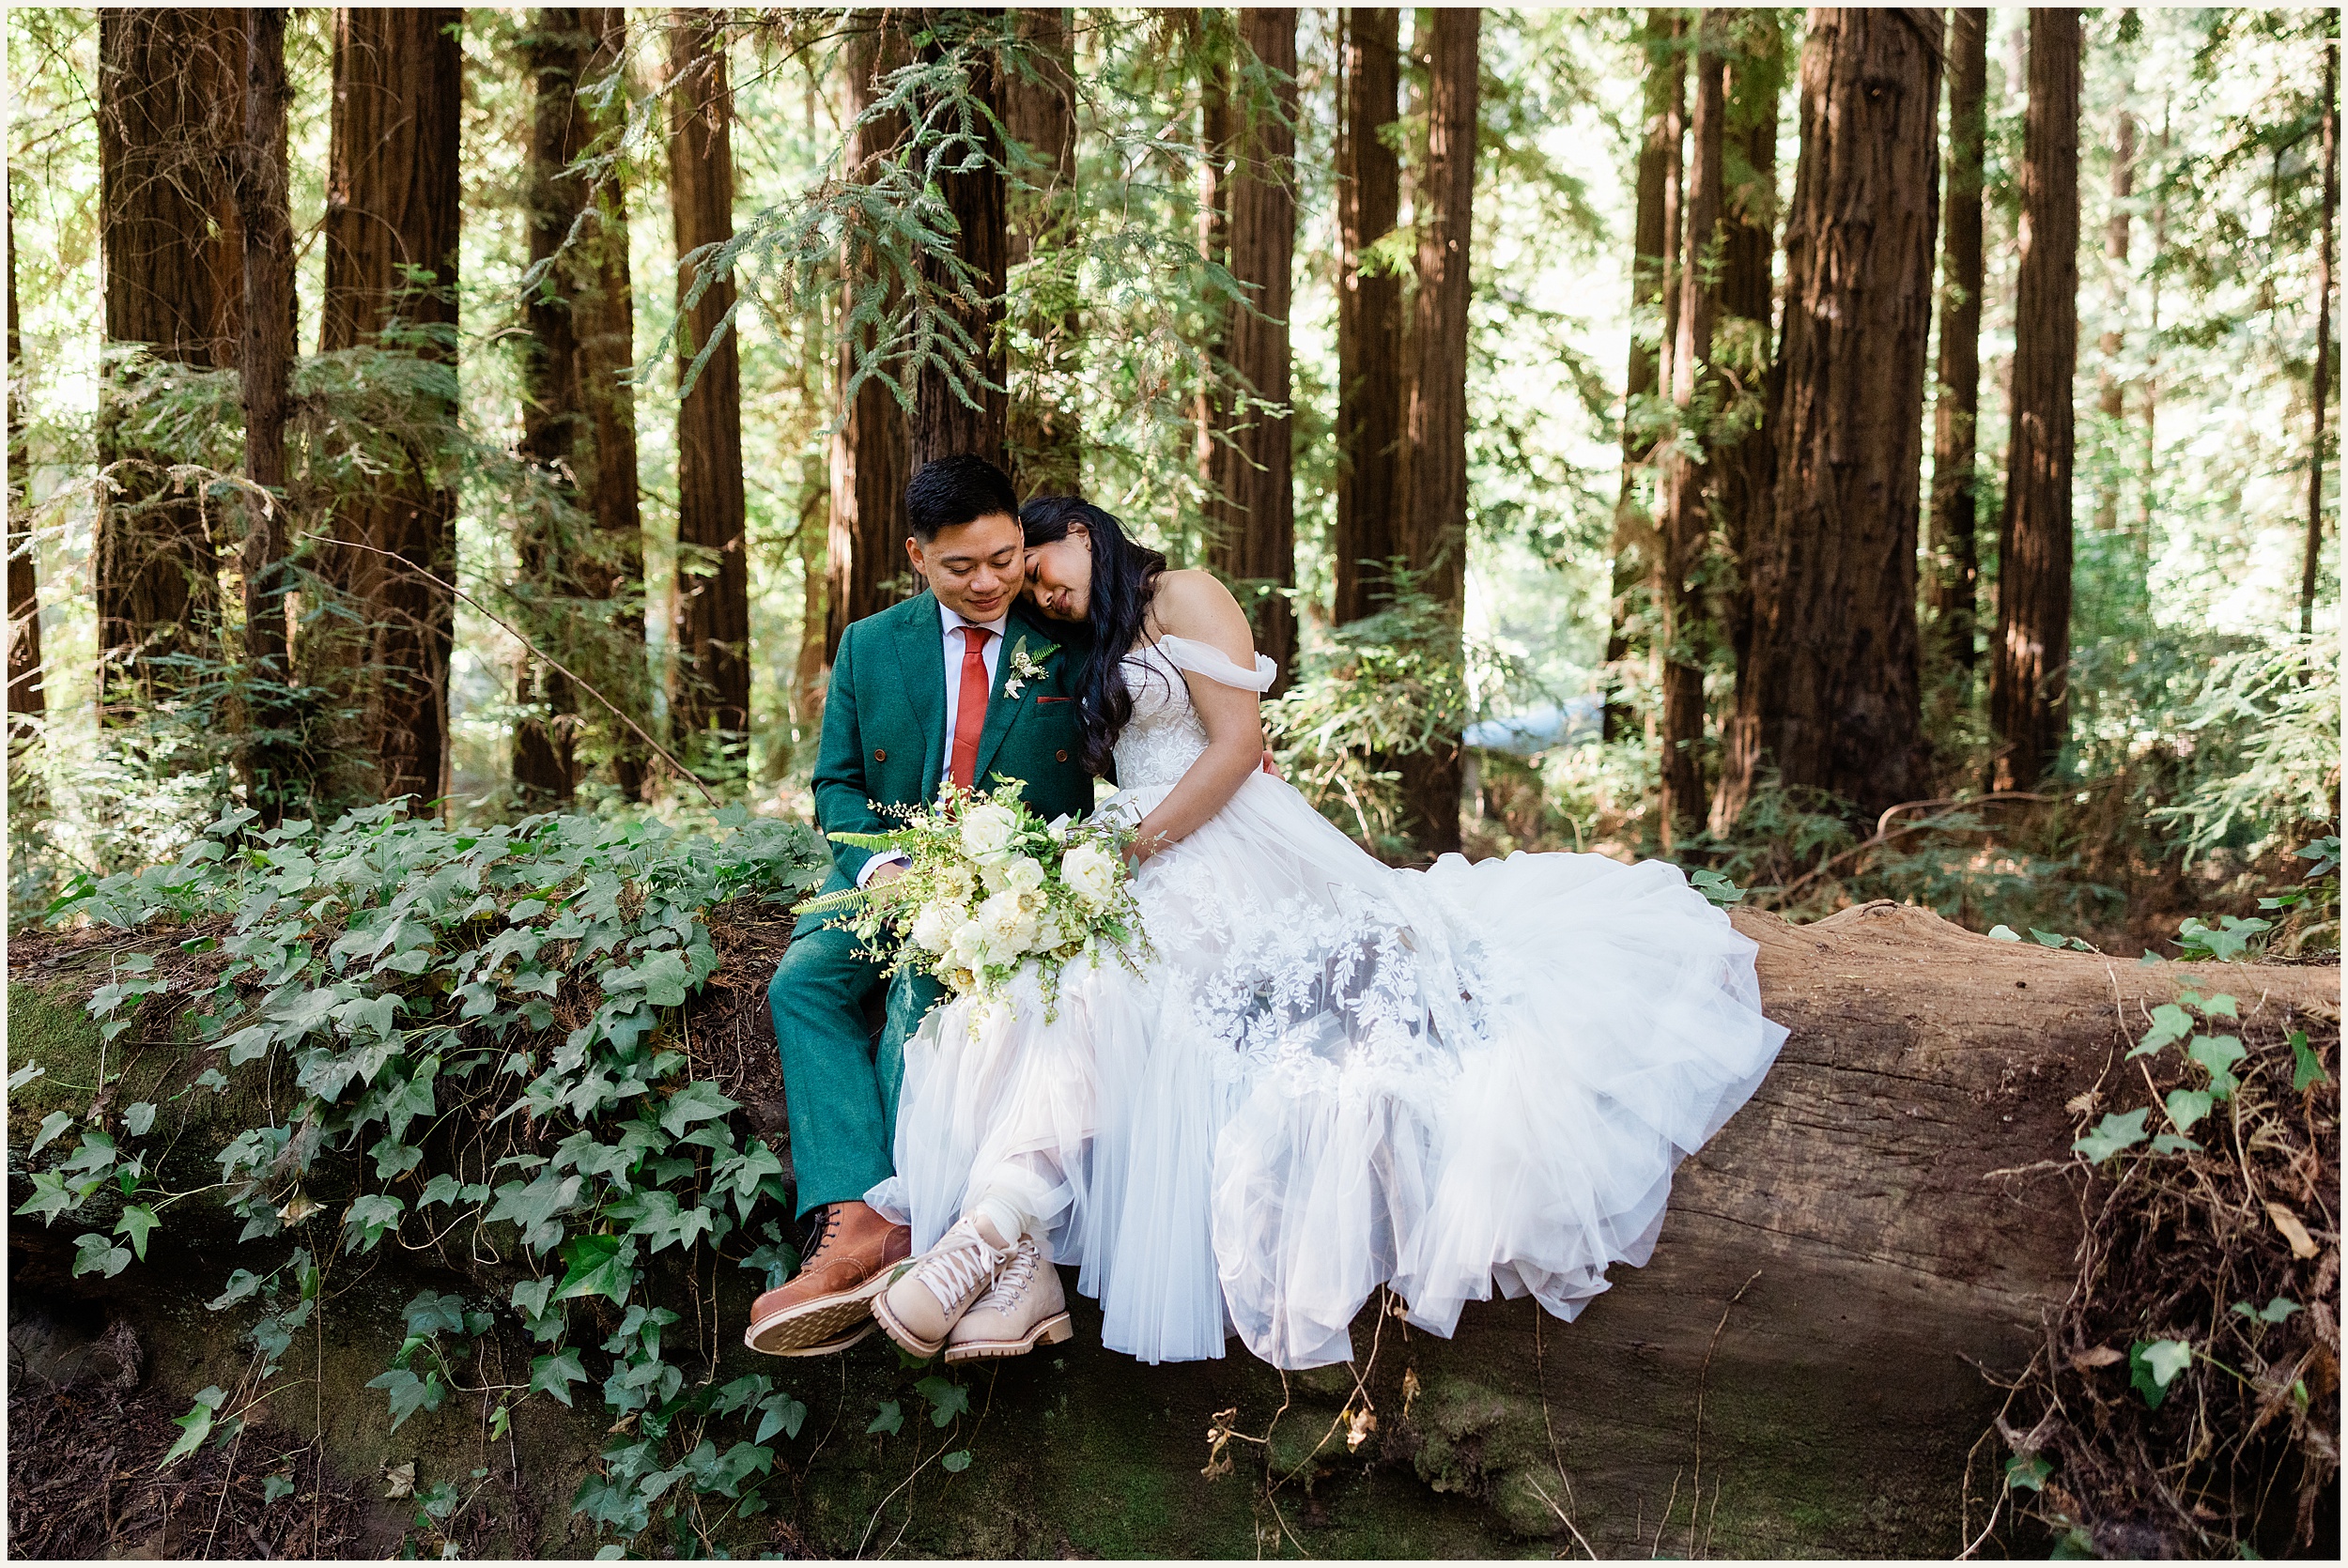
[971,606,1058,792]
[888,592,950,792]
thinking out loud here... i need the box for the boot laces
[975,1242,1040,1310]
[913,1221,1008,1311]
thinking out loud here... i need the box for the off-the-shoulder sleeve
[1153,634,1278,692]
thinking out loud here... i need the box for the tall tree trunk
[912,7,1009,473]
[1003,6,1082,497]
[1656,13,1726,848]
[1924,7,1987,686]
[7,204,43,754]
[2093,107,2136,535]
[1705,10,1782,837]
[238,8,297,821]
[1989,8,2082,792]
[1394,7,1477,858]
[668,9,751,754]
[1334,8,1405,629]
[1715,6,1940,830]
[94,9,245,707]
[827,14,912,659]
[1195,14,1233,494]
[1605,10,1686,744]
[1207,8,1297,690]
[2304,35,2338,638]
[319,7,462,809]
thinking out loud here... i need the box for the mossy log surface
[8,900,2338,1558]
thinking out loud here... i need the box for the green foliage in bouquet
[795,781,1152,1021]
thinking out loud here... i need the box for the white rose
[976,890,1040,953]
[1046,814,1074,844]
[909,903,957,954]
[1060,842,1120,909]
[949,921,988,965]
[1002,855,1046,894]
[959,804,1019,862]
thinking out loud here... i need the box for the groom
[746,454,1093,1356]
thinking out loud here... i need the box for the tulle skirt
[874,773,1787,1370]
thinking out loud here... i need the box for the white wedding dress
[873,636,1787,1369]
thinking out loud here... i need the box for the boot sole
[941,1312,1074,1364]
[871,1289,953,1359]
[744,1270,894,1356]
[769,1319,878,1359]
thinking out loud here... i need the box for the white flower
[937,864,976,903]
[949,921,988,966]
[1002,855,1046,895]
[909,903,958,954]
[1046,814,1074,844]
[976,889,1040,953]
[959,804,1019,862]
[1061,842,1120,909]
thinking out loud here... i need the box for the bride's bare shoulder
[1147,570,1256,663]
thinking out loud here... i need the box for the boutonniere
[1002,643,1057,700]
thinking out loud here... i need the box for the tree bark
[2304,36,2338,638]
[1604,11,1686,745]
[237,8,296,821]
[1925,8,1987,686]
[1195,14,1232,493]
[1206,8,1297,691]
[668,9,751,753]
[827,14,913,660]
[1989,8,2082,793]
[7,204,43,751]
[1003,6,1082,498]
[1656,12,1726,849]
[94,8,246,705]
[2093,108,2136,536]
[1715,6,1939,831]
[319,7,462,810]
[1333,8,1404,631]
[1394,7,1477,858]
[912,7,1009,474]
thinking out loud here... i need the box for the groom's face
[906,511,1025,623]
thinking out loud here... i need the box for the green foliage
[15,803,840,1547]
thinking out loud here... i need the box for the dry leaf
[382,1461,415,1500]
[2266,1201,2321,1260]
[2063,1090,2099,1116]
[2070,1345,2124,1371]
[1345,1407,1378,1452]
[1401,1366,1422,1420]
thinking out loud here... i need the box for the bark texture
[2093,108,2136,535]
[1716,6,1939,831]
[1206,8,1298,691]
[1395,7,1478,858]
[2304,37,2338,638]
[95,8,247,699]
[237,8,297,819]
[668,9,751,749]
[826,15,913,660]
[912,7,1009,474]
[1003,6,1082,498]
[1989,8,2082,793]
[318,6,462,808]
[1926,8,1988,684]
[7,205,42,745]
[1334,8,1404,629]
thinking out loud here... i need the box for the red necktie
[949,624,994,790]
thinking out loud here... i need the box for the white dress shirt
[857,599,1010,888]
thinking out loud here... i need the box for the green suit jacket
[811,591,1095,893]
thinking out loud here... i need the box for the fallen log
[8,899,2337,1556]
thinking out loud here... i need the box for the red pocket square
[1037,696,1071,704]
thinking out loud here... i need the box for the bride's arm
[1128,571,1266,863]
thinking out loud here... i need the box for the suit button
[1056,749,1069,763]
[873,748,887,762]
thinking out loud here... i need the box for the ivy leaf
[2187,1035,2245,1099]
[404,1290,468,1337]
[208,1269,265,1311]
[262,1472,295,1505]
[266,986,342,1039]
[2232,1297,2303,1325]
[159,1387,225,1468]
[754,1390,808,1443]
[2004,1452,2049,1492]
[1985,924,2023,943]
[915,1376,969,1427]
[658,1081,739,1139]
[940,1449,974,1473]
[123,1102,156,1137]
[30,1111,71,1156]
[2163,1088,2213,1136]
[2129,1339,2193,1408]
[8,1060,43,1090]
[530,1349,588,1407]
[365,1367,444,1432]
[72,1231,133,1279]
[115,1204,160,1261]
[2130,1004,2193,1058]
[2291,1031,2330,1091]
[343,1193,406,1253]
[2074,1109,2150,1163]
[553,1233,636,1305]
[866,1399,904,1437]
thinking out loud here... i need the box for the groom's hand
[867,860,908,887]
[1259,749,1281,779]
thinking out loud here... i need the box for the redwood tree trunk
[1989,8,2082,793]
[912,7,1009,473]
[1334,8,1404,629]
[2304,36,2338,638]
[1716,6,1939,830]
[1604,10,1685,744]
[1003,5,1081,497]
[94,8,245,705]
[238,8,297,819]
[2093,108,2136,535]
[668,9,751,752]
[827,14,912,659]
[1657,12,1725,847]
[1395,7,1478,858]
[1207,8,1297,690]
[1925,8,1987,685]
[7,205,42,750]
[319,7,462,809]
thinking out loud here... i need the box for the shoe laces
[913,1221,1008,1311]
[975,1241,1041,1310]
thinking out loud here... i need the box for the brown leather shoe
[743,1201,911,1356]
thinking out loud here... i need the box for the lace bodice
[1110,637,1276,792]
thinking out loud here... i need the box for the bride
[865,496,1787,1370]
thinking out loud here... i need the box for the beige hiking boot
[872,1216,1012,1357]
[942,1237,1073,1364]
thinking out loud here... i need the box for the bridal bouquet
[795,781,1151,1019]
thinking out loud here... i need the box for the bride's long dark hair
[1020,496,1167,776]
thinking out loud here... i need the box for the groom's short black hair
[906,455,1020,543]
